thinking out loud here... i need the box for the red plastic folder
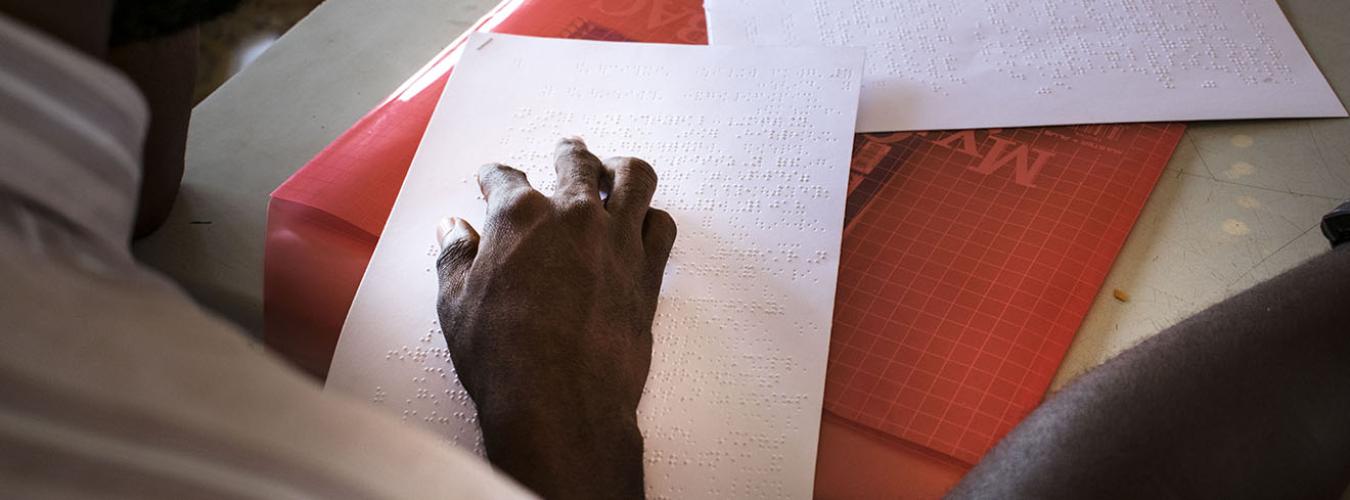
[264,0,1186,489]
[831,125,1183,464]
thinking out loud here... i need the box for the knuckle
[556,137,587,153]
[435,239,474,271]
[615,157,657,186]
[478,163,527,188]
[555,195,601,222]
[478,162,512,178]
[559,147,589,162]
[435,294,458,318]
[557,146,600,168]
[492,186,545,213]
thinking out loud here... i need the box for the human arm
[949,244,1350,499]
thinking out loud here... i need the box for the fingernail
[436,217,458,249]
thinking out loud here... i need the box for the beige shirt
[0,13,531,499]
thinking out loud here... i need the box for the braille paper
[706,0,1347,132]
[325,33,863,498]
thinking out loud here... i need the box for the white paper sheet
[325,33,862,498]
[706,0,1347,132]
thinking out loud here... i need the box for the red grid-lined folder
[264,0,1185,471]
[832,126,1184,463]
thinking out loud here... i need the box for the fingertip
[560,135,587,148]
[436,217,458,250]
[437,216,478,250]
[643,208,678,253]
[554,136,593,162]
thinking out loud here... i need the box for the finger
[435,217,480,297]
[603,156,658,224]
[476,163,535,211]
[641,208,677,281]
[553,137,604,204]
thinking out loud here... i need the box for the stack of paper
[326,34,863,498]
[309,0,1344,495]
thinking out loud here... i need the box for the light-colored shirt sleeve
[0,12,533,499]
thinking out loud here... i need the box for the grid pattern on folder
[829,125,1185,464]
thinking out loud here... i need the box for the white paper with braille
[706,0,1347,132]
[326,34,862,498]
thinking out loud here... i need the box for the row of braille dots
[659,294,789,317]
[424,243,439,275]
[506,107,577,133]
[752,217,830,234]
[608,139,709,159]
[982,2,1290,89]
[659,196,764,215]
[573,62,671,79]
[653,315,784,335]
[736,127,838,144]
[683,88,811,106]
[697,65,760,81]
[876,38,962,94]
[837,0,959,92]
[723,116,819,136]
[652,358,787,391]
[637,422,694,445]
[406,408,477,426]
[400,382,474,421]
[400,403,476,425]
[791,319,821,337]
[725,430,790,451]
[710,391,810,410]
[674,127,720,141]
[384,343,451,364]
[656,312,781,340]
[737,133,817,160]
[830,0,1289,92]
[645,331,729,366]
[437,433,486,455]
[592,111,708,129]
[765,66,859,81]
[643,447,733,469]
[652,312,800,352]
[661,187,820,216]
[644,360,783,392]
[709,478,785,500]
[538,86,663,102]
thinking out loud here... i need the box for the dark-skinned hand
[434,137,676,499]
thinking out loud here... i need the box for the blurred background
[195,0,322,102]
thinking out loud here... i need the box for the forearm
[951,245,1350,499]
[480,403,645,499]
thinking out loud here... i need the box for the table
[133,0,502,334]
[131,0,1350,494]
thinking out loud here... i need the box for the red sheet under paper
[266,0,1185,468]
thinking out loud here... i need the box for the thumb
[436,217,480,297]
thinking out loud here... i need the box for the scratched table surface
[134,0,1349,481]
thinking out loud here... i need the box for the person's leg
[949,243,1350,499]
[108,29,197,239]
[106,0,242,238]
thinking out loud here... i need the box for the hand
[434,137,676,499]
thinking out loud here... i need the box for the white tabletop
[133,0,1349,390]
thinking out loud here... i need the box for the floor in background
[195,0,323,103]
